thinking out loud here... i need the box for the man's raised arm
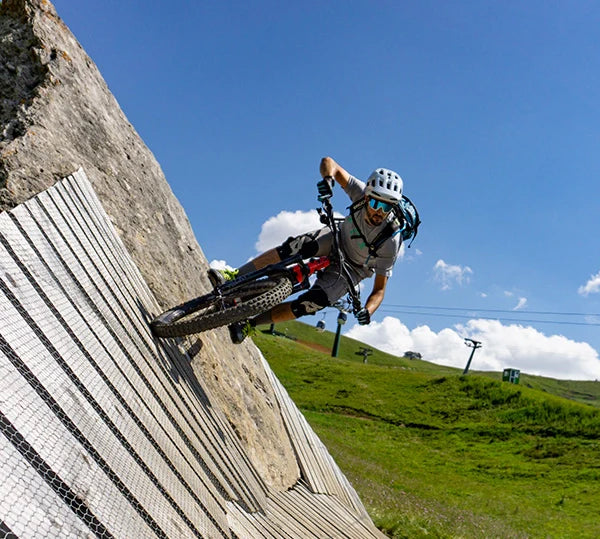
[320,156,351,189]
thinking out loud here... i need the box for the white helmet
[365,168,403,203]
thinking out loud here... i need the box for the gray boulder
[0,0,299,489]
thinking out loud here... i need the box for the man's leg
[235,248,281,276]
[211,229,330,287]
[226,229,334,343]
[239,228,329,275]
[252,287,330,327]
[251,303,296,326]
[246,262,356,331]
[228,303,296,344]
[228,287,330,344]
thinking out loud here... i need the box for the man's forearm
[320,156,350,189]
[320,156,336,178]
[364,289,385,314]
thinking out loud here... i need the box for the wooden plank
[2,194,237,537]
[60,173,269,511]
[228,481,386,539]
[0,334,158,538]
[2,207,231,537]
[261,351,371,519]
[1,170,382,537]
[24,176,266,512]
[286,482,383,538]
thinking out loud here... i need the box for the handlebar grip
[317,176,334,201]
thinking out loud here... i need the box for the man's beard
[366,213,384,226]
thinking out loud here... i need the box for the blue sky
[52,1,600,379]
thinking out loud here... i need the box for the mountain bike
[150,182,362,338]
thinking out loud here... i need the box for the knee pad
[276,233,320,260]
[290,288,330,317]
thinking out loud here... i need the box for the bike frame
[213,193,362,315]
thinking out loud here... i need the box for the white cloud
[209,259,235,270]
[433,259,473,290]
[513,297,528,310]
[345,316,600,380]
[255,210,323,253]
[578,270,600,296]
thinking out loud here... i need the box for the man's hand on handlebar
[356,307,371,325]
[317,176,334,201]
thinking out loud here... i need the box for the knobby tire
[150,274,293,338]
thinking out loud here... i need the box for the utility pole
[331,310,347,357]
[463,338,482,375]
[355,347,373,364]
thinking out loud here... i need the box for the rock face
[0,0,299,489]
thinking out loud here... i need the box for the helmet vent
[367,167,403,202]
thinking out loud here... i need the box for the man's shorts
[277,228,361,314]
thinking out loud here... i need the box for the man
[210,156,405,343]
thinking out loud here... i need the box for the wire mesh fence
[0,170,381,538]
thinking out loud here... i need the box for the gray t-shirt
[340,175,403,278]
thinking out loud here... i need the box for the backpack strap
[348,200,401,259]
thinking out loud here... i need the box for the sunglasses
[368,197,394,213]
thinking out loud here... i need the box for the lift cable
[377,308,600,327]
[382,304,600,317]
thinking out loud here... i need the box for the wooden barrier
[0,169,383,538]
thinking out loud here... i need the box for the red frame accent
[292,265,304,284]
[307,256,331,274]
[291,256,331,284]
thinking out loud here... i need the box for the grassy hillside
[254,321,600,538]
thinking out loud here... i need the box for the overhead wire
[383,304,600,317]
[378,305,600,327]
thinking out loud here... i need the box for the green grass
[254,321,600,538]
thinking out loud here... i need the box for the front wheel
[150,274,294,338]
